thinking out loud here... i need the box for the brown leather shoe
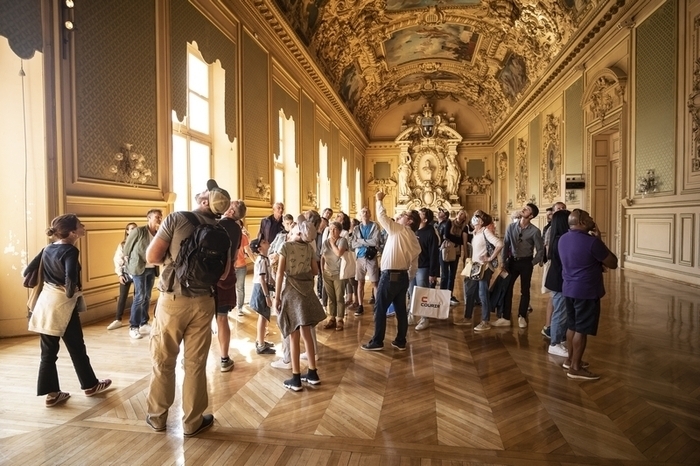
[323,319,336,329]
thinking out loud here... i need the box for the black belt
[384,269,408,273]
[513,256,533,261]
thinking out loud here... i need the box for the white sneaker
[129,328,142,339]
[548,343,568,357]
[271,359,291,369]
[407,314,416,326]
[139,324,152,335]
[492,318,510,327]
[474,321,491,332]
[107,320,123,330]
[415,317,430,331]
[300,352,319,361]
[237,308,245,316]
[518,317,528,328]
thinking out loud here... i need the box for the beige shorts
[356,257,380,283]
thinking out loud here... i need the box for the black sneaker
[368,297,375,304]
[361,342,383,351]
[184,414,214,437]
[284,374,303,391]
[301,368,321,385]
[354,305,364,316]
[541,326,551,339]
[256,344,276,355]
[450,297,459,305]
[391,341,406,351]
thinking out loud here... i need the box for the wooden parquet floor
[1,269,699,465]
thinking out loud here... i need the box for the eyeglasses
[517,232,523,243]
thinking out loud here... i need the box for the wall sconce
[109,143,152,185]
[506,199,513,210]
[256,177,271,202]
[61,0,75,59]
[637,169,659,197]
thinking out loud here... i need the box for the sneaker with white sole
[454,318,472,326]
[284,374,303,391]
[129,328,142,339]
[301,369,321,385]
[547,343,568,357]
[474,321,491,332]
[271,359,291,369]
[139,324,152,335]
[237,308,245,317]
[567,367,600,380]
[220,358,234,372]
[518,316,528,328]
[415,317,430,331]
[85,379,112,397]
[407,314,416,326]
[541,326,551,339]
[492,318,510,327]
[107,320,123,330]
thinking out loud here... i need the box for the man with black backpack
[144,179,232,438]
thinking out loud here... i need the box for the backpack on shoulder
[171,212,231,291]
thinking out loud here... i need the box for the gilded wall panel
[75,0,157,186]
[242,32,270,200]
[301,93,316,198]
[529,116,540,206]
[565,78,584,176]
[687,7,700,188]
[635,0,676,193]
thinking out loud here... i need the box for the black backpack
[171,212,231,291]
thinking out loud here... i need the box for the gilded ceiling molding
[515,138,529,205]
[582,66,627,123]
[541,114,561,203]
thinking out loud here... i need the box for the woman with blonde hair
[455,211,503,331]
[24,214,112,407]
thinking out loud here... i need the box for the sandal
[336,319,344,331]
[323,319,336,330]
[46,391,70,407]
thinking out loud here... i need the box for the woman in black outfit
[24,214,112,407]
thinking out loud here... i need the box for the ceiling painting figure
[384,24,479,68]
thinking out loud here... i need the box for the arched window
[318,141,330,211]
[274,110,299,214]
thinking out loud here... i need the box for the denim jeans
[439,256,459,296]
[129,268,156,329]
[408,267,431,299]
[462,269,493,322]
[369,270,410,346]
[550,291,567,344]
[235,266,247,309]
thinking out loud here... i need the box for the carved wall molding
[541,114,561,203]
[514,137,528,205]
[582,66,627,123]
[497,151,508,180]
[689,51,700,172]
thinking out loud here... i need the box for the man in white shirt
[361,191,421,351]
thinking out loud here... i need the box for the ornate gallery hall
[1,0,699,463]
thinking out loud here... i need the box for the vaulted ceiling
[261,0,612,140]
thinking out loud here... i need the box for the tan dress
[276,240,326,338]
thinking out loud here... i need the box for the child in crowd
[249,238,276,355]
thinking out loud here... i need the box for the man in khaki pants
[144,179,232,437]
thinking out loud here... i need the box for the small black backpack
[172,212,231,291]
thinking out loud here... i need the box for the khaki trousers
[146,293,214,434]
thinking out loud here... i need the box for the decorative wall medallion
[514,137,528,205]
[541,114,561,203]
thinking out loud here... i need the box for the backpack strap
[165,211,201,293]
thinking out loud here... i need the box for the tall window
[172,47,212,211]
[318,141,330,211]
[274,110,299,214]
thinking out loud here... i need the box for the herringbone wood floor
[1,268,699,465]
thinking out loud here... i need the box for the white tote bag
[339,251,356,280]
[410,286,451,319]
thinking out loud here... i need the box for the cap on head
[206,179,231,215]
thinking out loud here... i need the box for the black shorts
[565,297,600,336]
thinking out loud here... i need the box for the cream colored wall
[0,39,49,337]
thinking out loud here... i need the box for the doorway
[590,125,621,256]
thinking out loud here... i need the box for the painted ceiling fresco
[264,0,603,134]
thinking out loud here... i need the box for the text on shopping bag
[410,286,451,319]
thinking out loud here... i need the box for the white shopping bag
[410,286,451,319]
